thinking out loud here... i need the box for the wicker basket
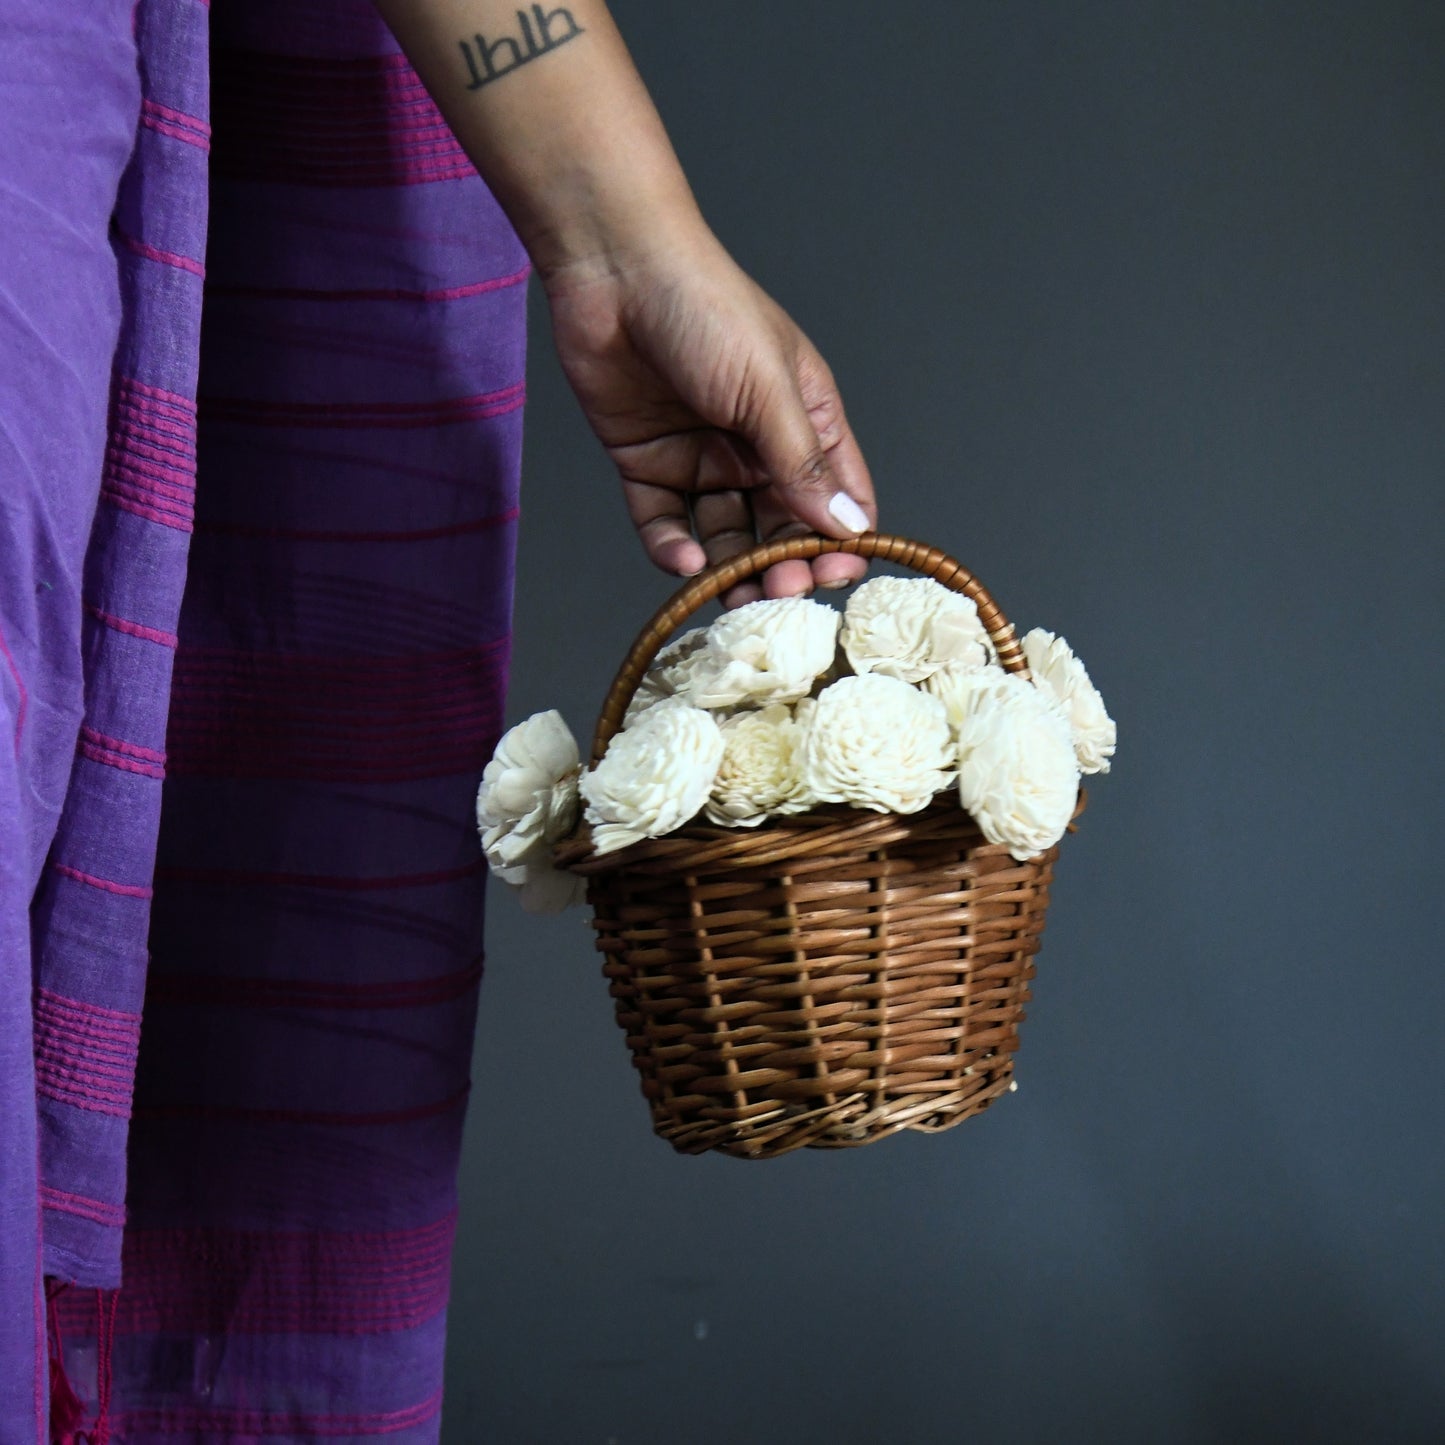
[556,534,1082,1159]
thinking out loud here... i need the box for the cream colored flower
[476,710,581,878]
[623,626,711,725]
[705,703,813,826]
[476,710,585,913]
[924,662,1010,733]
[800,674,955,814]
[688,596,840,708]
[1022,628,1116,774]
[581,703,725,855]
[841,576,994,683]
[954,673,1079,861]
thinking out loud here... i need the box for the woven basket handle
[591,533,1027,761]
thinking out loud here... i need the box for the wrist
[526,180,711,294]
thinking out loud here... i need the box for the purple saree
[2,0,526,1438]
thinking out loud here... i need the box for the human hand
[542,222,877,608]
[370,0,873,605]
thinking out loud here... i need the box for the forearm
[373,0,704,281]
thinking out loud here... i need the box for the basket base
[654,1061,1019,1159]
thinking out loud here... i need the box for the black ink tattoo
[458,6,585,91]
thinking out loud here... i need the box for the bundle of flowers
[477,577,1116,912]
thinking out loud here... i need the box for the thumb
[746,375,872,538]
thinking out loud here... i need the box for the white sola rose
[954,673,1080,861]
[925,661,1008,733]
[476,710,586,913]
[800,674,955,814]
[1021,628,1117,774]
[705,703,813,827]
[581,701,725,855]
[623,626,710,725]
[841,576,994,684]
[688,596,839,708]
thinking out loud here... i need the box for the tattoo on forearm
[459,6,585,91]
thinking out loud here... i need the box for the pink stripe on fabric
[112,418,198,462]
[166,690,499,725]
[33,985,142,1116]
[38,1186,126,1230]
[107,442,196,487]
[51,863,154,900]
[33,1039,135,1077]
[58,1215,457,1342]
[165,636,508,781]
[102,474,195,518]
[84,603,179,649]
[163,747,498,785]
[77,731,167,779]
[140,98,212,150]
[172,635,508,674]
[78,726,166,766]
[77,743,165,779]
[141,114,213,149]
[39,1187,126,1229]
[212,48,476,189]
[141,98,212,137]
[103,469,194,511]
[32,1009,140,1056]
[34,1076,132,1119]
[241,160,477,190]
[164,709,501,739]
[194,504,520,543]
[32,1013,137,1061]
[200,379,525,430]
[165,700,500,733]
[102,379,199,531]
[0,621,25,754]
[116,230,206,278]
[125,1221,455,1268]
[34,1043,135,1091]
[114,1391,442,1436]
[115,375,197,416]
[207,261,531,304]
[145,957,484,1011]
[113,386,198,427]
[35,986,143,1030]
[133,1084,470,1128]
[100,494,193,532]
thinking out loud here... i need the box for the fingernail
[820,577,850,590]
[827,492,870,535]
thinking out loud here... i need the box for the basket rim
[554,787,1086,876]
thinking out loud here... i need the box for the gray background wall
[443,3,1445,1441]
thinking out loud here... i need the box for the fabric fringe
[45,1282,118,1445]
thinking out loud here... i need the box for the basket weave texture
[558,535,1080,1159]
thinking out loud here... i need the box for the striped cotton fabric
[4,0,526,1438]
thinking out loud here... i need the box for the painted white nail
[827,492,870,535]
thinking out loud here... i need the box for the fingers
[742,341,877,545]
[611,328,878,602]
[748,490,825,599]
[617,429,754,577]
[801,425,871,591]
[798,343,877,529]
[621,479,706,577]
[692,490,764,608]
